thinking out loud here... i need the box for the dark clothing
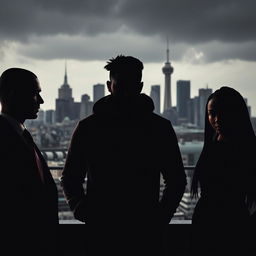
[61,94,186,255]
[0,115,59,256]
[191,140,254,256]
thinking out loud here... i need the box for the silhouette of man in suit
[61,55,186,256]
[0,68,59,256]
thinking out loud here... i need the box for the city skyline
[0,1,255,115]
[35,61,255,118]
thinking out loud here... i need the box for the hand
[73,198,88,222]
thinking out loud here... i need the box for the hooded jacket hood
[93,93,155,117]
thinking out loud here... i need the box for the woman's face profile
[207,98,235,140]
[207,98,222,135]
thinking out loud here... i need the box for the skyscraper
[58,64,72,100]
[162,40,174,112]
[198,87,212,128]
[45,110,55,124]
[93,83,105,102]
[80,94,93,119]
[187,97,198,125]
[177,80,191,120]
[150,85,160,114]
[55,63,75,123]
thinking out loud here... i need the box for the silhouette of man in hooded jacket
[61,55,186,256]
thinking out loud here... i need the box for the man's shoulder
[77,112,173,131]
[78,114,98,126]
[150,112,173,127]
[0,116,19,146]
[75,114,103,134]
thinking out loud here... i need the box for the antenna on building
[64,60,68,84]
[162,36,174,111]
[166,36,170,63]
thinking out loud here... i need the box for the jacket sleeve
[60,122,88,221]
[159,121,187,224]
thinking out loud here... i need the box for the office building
[80,94,93,119]
[45,110,55,124]
[198,87,212,128]
[150,85,161,114]
[55,64,75,123]
[177,80,191,121]
[93,83,105,102]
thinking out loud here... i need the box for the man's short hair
[0,68,37,102]
[104,55,144,82]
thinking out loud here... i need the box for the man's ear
[6,89,17,102]
[106,81,111,93]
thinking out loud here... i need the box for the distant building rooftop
[178,141,203,154]
[173,125,204,134]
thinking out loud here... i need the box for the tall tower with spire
[55,62,75,122]
[58,61,73,100]
[162,39,174,112]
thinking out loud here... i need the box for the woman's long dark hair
[191,86,256,208]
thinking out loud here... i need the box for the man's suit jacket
[0,115,59,255]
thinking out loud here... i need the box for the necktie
[23,129,45,183]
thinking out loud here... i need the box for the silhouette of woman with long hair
[190,86,256,256]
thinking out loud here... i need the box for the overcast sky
[0,0,255,115]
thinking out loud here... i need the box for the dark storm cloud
[119,0,256,43]
[0,0,121,40]
[15,33,160,62]
[0,0,255,62]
